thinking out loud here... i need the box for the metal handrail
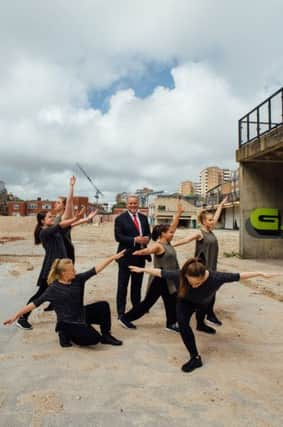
[238,87,283,146]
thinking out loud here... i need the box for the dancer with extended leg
[129,258,280,372]
[4,251,125,347]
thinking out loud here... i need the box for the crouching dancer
[4,251,125,348]
[129,258,280,373]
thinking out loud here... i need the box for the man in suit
[115,195,151,328]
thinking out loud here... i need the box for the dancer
[4,251,125,347]
[118,203,184,331]
[53,175,77,262]
[114,195,151,318]
[129,258,279,372]
[16,208,97,330]
[173,196,228,326]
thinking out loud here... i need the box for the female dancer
[129,258,279,372]
[119,203,184,332]
[173,196,228,327]
[53,175,77,262]
[16,208,96,330]
[4,251,125,347]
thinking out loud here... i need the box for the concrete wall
[239,162,283,258]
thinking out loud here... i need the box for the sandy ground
[0,221,283,427]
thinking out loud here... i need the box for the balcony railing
[238,87,283,146]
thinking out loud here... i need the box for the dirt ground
[0,220,283,427]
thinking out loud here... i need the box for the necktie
[132,214,141,234]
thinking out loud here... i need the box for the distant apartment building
[192,181,201,196]
[179,180,194,196]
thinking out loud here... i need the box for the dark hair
[179,257,206,298]
[34,211,47,245]
[198,210,213,225]
[151,224,170,241]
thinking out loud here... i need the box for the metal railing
[238,87,283,146]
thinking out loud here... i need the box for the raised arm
[3,303,36,325]
[169,201,185,234]
[213,196,228,225]
[173,230,202,248]
[95,250,126,274]
[62,176,76,220]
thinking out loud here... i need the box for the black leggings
[124,277,177,326]
[59,302,111,346]
[177,299,209,358]
[23,279,48,319]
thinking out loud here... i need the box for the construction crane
[75,163,103,206]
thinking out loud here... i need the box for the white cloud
[0,1,282,201]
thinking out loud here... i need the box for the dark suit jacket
[114,211,151,264]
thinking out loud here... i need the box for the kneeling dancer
[129,258,279,373]
[4,251,125,348]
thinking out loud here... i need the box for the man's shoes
[16,317,33,330]
[165,322,180,333]
[207,314,222,326]
[101,332,123,346]
[181,355,203,373]
[196,323,216,334]
[118,315,136,329]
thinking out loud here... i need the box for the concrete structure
[179,180,194,196]
[236,124,283,258]
[149,195,199,228]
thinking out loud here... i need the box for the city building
[149,194,199,228]
[179,180,194,196]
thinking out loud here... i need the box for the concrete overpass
[236,87,283,258]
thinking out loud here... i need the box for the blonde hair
[198,210,213,225]
[47,258,73,285]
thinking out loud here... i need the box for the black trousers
[116,258,145,316]
[177,299,209,358]
[205,294,216,317]
[124,277,177,326]
[24,279,48,319]
[59,301,111,346]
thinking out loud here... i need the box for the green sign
[248,208,283,238]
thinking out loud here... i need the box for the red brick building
[8,196,93,216]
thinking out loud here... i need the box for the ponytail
[47,258,72,285]
[152,224,170,241]
[34,211,47,245]
[179,257,206,298]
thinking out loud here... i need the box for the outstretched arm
[95,250,126,274]
[213,196,228,225]
[240,272,282,280]
[133,242,164,256]
[71,209,98,228]
[173,231,201,248]
[129,265,162,277]
[3,303,36,326]
[62,176,76,220]
[169,201,185,234]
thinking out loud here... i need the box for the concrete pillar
[240,162,283,258]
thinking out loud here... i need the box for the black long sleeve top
[161,270,240,305]
[33,268,96,324]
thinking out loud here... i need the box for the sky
[0,0,282,203]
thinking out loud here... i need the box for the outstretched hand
[261,272,281,279]
[76,206,86,219]
[87,209,98,220]
[3,315,18,326]
[129,265,144,274]
[112,249,126,261]
[221,196,228,205]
